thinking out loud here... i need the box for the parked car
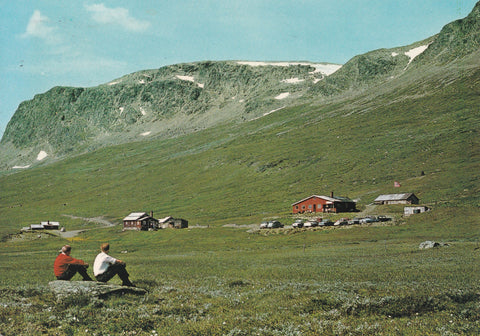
[304,221,318,228]
[348,218,362,225]
[360,216,378,224]
[318,219,334,226]
[377,215,392,222]
[334,218,349,226]
[260,222,269,229]
[292,219,304,228]
[267,220,283,228]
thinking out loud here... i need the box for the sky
[0,0,477,137]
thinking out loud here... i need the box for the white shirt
[93,251,117,276]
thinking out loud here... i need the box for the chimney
[150,211,154,218]
[330,191,334,198]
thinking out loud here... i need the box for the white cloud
[22,10,61,43]
[85,3,151,32]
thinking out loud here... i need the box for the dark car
[292,219,304,228]
[318,219,334,226]
[360,216,378,224]
[334,218,349,226]
[267,220,283,228]
[377,215,392,222]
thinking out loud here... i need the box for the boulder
[49,280,146,300]
[419,241,449,249]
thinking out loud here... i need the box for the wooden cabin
[41,221,60,230]
[23,221,60,231]
[123,212,159,231]
[374,193,419,205]
[292,193,357,214]
[169,218,188,229]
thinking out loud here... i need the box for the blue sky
[0,0,477,137]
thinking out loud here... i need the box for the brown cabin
[123,212,159,231]
[374,193,419,205]
[169,218,188,229]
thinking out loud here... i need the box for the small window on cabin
[302,205,306,209]
[295,206,299,209]
[308,205,312,209]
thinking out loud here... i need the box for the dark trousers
[57,264,92,281]
[95,263,133,286]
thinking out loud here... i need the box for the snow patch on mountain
[281,78,304,84]
[264,106,286,116]
[405,45,429,65]
[37,151,48,161]
[249,106,286,121]
[275,92,290,100]
[175,75,204,88]
[237,61,341,76]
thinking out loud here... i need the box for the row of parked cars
[292,215,391,228]
[260,216,391,230]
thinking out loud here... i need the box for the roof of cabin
[374,193,415,202]
[292,195,354,206]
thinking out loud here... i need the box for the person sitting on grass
[93,243,135,287]
[53,245,93,281]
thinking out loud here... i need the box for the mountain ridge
[1,1,479,171]
[0,61,341,169]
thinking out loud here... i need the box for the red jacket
[53,253,87,277]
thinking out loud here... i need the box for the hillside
[0,61,341,169]
[0,2,479,232]
[3,0,478,170]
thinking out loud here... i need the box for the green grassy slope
[0,54,478,235]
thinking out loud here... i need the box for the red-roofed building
[292,193,356,214]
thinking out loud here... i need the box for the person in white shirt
[93,243,134,287]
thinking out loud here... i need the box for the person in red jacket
[53,245,92,281]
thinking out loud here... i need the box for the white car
[304,221,318,228]
[292,220,304,228]
[334,218,349,226]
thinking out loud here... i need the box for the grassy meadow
[0,207,479,335]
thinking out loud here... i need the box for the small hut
[404,206,429,216]
[169,218,188,229]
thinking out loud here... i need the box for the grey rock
[49,280,146,300]
[419,241,449,249]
